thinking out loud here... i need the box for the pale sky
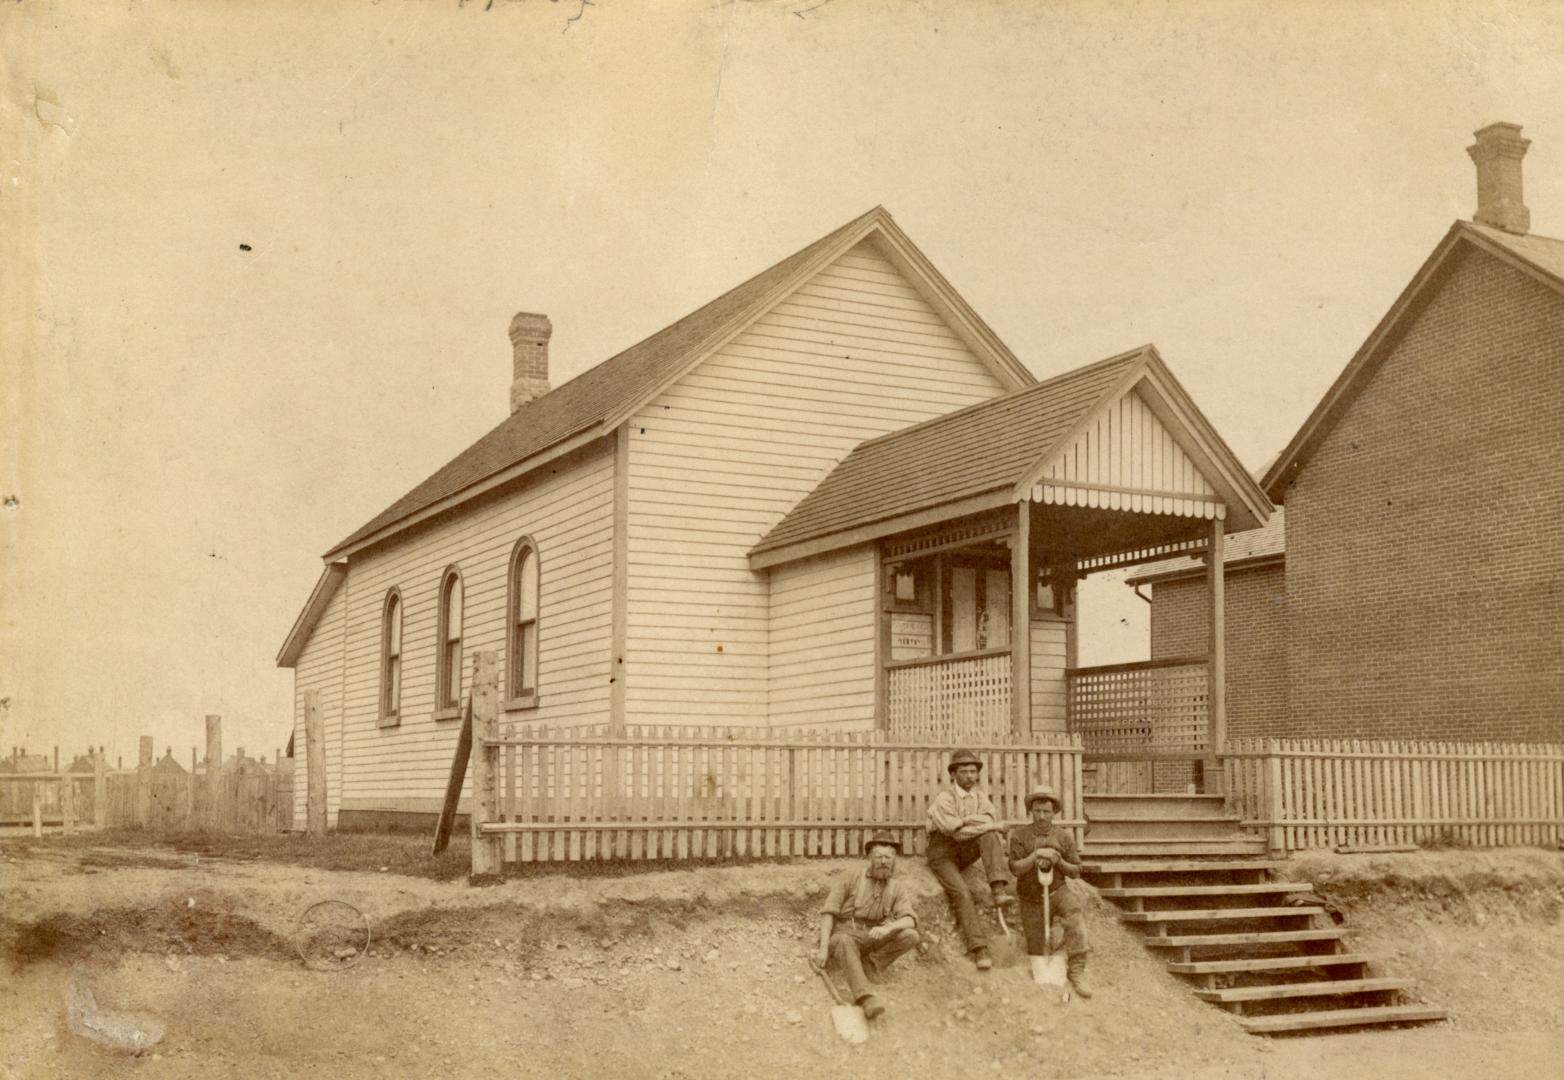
[4,0,1563,768]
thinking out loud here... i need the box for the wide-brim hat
[863,830,902,855]
[947,749,983,775]
[1024,785,1062,812]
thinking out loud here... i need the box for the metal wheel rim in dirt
[294,900,371,971]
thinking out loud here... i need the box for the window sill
[378,712,401,730]
[433,706,462,722]
[503,694,540,713]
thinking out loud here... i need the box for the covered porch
[750,345,1272,794]
[877,497,1231,787]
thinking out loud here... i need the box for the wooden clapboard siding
[625,241,1008,725]
[768,546,877,729]
[291,579,346,829]
[335,439,616,807]
[1029,620,1068,731]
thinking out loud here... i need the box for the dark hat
[947,749,983,775]
[1025,785,1062,812]
[863,830,902,855]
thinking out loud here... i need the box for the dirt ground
[2,837,1561,1080]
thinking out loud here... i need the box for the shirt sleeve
[926,789,964,836]
[820,875,848,917]
[888,880,918,927]
[972,790,998,824]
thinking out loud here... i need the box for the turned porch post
[1206,515,1227,790]
[1011,499,1032,737]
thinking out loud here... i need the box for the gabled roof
[1262,220,1564,502]
[324,207,1035,559]
[1126,506,1286,585]
[750,346,1273,569]
[276,562,346,668]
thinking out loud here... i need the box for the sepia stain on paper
[32,88,74,136]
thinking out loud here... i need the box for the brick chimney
[1467,122,1530,235]
[508,312,552,413]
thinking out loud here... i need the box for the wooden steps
[1166,953,1376,975]
[1143,927,1348,948]
[1083,794,1232,820]
[1099,883,1314,899]
[1194,977,1415,1004]
[1238,1005,1448,1035]
[1121,906,1326,924]
[1083,858,1283,876]
[1078,792,1444,1036]
[1082,838,1269,858]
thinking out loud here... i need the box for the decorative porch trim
[1074,537,1209,574]
[883,517,1011,560]
[1032,479,1226,520]
[748,490,1014,570]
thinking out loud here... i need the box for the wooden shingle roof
[324,207,1034,559]
[325,209,882,558]
[750,347,1149,562]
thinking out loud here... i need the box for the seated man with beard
[813,831,920,1020]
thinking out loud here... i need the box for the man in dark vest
[925,749,1015,971]
[814,830,921,1019]
[1008,784,1092,997]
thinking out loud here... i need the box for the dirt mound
[1291,848,1564,924]
[3,890,292,971]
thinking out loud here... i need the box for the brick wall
[1147,561,1290,739]
[1279,245,1564,742]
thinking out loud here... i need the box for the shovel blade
[829,1004,869,1044]
[1030,954,1069,989]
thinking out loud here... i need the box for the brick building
[1132,123,1564,744]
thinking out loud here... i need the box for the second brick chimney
[509,312,552,413]
[1467,122,1531,235]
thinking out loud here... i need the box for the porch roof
[750,345,1271,569]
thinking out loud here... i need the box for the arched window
[380,589,403,726]
[507,538,540,705]
[436,568,464,713]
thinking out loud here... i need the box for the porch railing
[886,650,1012,743]
[1066,657,1209,756]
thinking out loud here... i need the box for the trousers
[828,926,921,1002]
[1017,880,1089,958]
[926,831,1009,954]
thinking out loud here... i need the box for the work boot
[972,947,993,972]
[859,994,885,1020]
[990,883,1018,910]
[1067,956,1093,998]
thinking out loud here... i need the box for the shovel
[1030,866,1071,1002]
[808,960,869,1044]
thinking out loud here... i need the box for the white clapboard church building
[278,207,1270,830]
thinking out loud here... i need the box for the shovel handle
[809,959,849,1007]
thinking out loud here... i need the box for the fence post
[305,690,327,838]
[136,736,153,828]
[93,748,107,828]
[468,651,502,877]
[32,785,42,838]
[205,715,223,829]
[60,775,76,835]
[1264,738,1284,858]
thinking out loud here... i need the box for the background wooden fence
[1222,738,1564,854]
[470,719,1084,871]
[0,721,293,837]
